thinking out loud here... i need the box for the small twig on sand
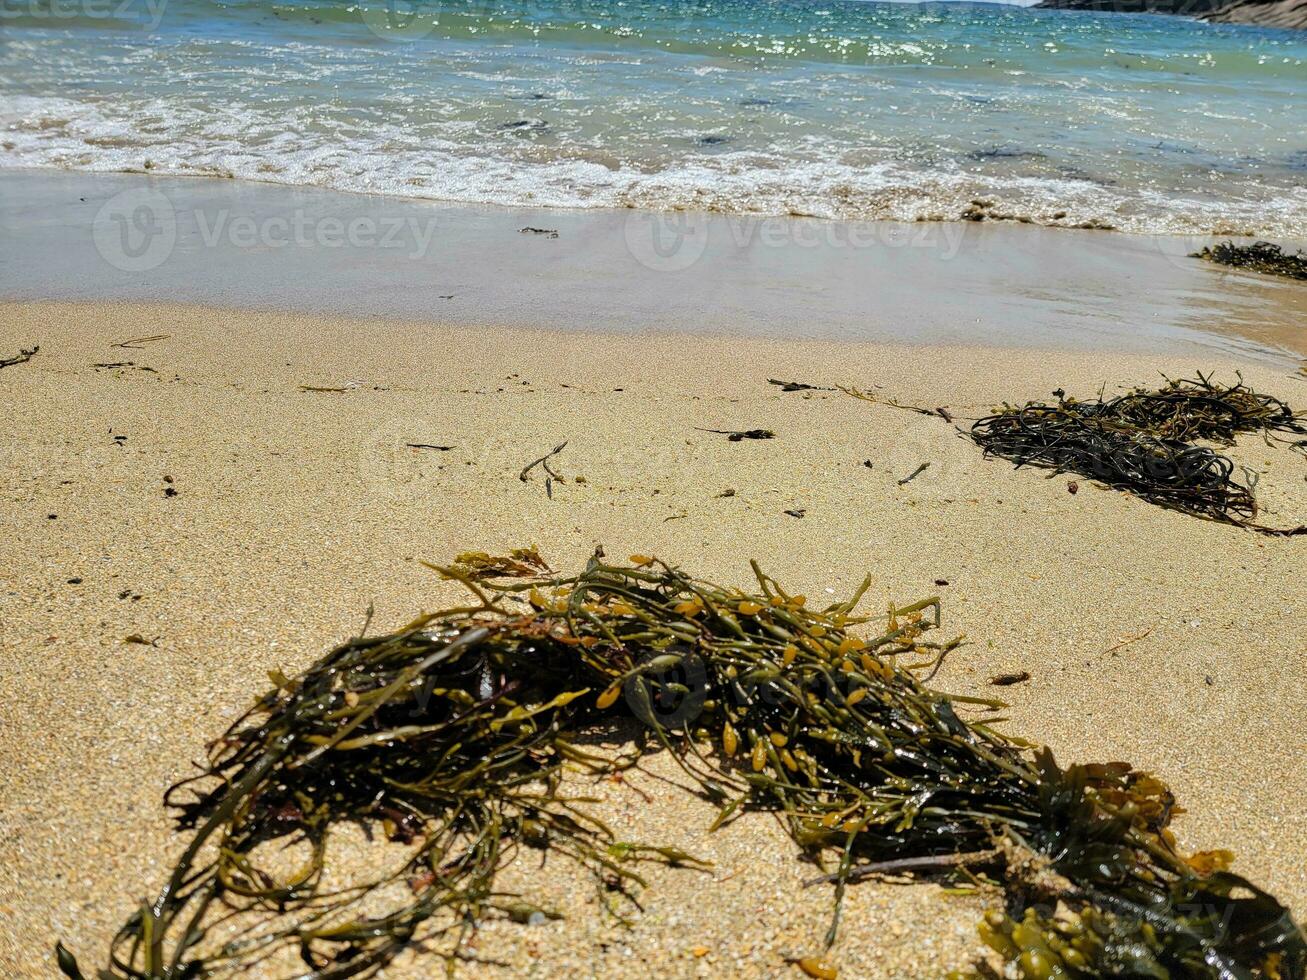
[768,378,834,393]
[841,386,960,423]
[406,443,455,451]
[520,441,568,494]
[695,428,775,442]
[0,345,38,369]
[1100,626,1153,657]
[897,462,930,486]
[802,849,1001,887]
[916,635,966,683]
[110,334,170,350]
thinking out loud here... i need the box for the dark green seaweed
[1193,242,1307,281]
[57,554,1305,979]
[970,374,1307,535]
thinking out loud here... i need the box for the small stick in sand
[520,441,568,495]
[0,345,38,369]
[1100,626,1153,657]
[802,848,1001,887]
[897,462,930,485]
[110,334,169,349]
[768,378,834,392]
[695,427,775,441]
[840,386,962,424]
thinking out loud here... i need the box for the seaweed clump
[57,553,1305,979]
[971,374,1307,535]
[1192,241,1307,281]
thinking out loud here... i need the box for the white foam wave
[2,93,1304,237]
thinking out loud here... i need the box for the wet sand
[0,299,1303,978]
[3,169,1306,363]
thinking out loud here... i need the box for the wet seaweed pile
[971,374,1307,535]
[58,555,1305,979]
[1193,241,1307,281]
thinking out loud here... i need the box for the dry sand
[0,300,1304,978]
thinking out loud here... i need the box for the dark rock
[1033,0,1306,29]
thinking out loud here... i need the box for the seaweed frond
[970,375,1307,535]
[1193,241,1307,281]
[57,554,1306,979]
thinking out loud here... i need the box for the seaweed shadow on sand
[58,553,1305,980]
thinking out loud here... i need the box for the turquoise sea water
[1,0,1305,234]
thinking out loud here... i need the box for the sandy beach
[1,296,1303,978]
[5,0,1307,971]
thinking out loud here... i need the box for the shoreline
[3,168,1306,365]
[7,155,1304,240]
[1,299,1304,977]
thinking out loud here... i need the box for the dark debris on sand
[971,373,1307,535]
[1192,241,1307,281]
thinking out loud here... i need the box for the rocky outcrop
[1034,0,1307,28]
[1035,0,1219,13]
[1204,0,1307,28]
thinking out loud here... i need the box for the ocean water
[1,0,1305,235]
